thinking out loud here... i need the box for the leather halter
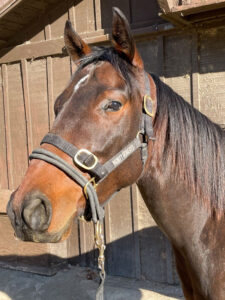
[29,72,156,223]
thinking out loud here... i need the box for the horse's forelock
[77,47,137,95]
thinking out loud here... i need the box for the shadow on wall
[0,226,180,300]
[100,0,225,77]
[100,0,164,32]
[70,225,179,284]
[0,0,83,58]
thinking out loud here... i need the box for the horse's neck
[137,169,209,248]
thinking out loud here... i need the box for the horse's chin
[15,218,74,243]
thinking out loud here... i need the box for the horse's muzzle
[7,191,52,242]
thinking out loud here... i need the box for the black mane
[152,74,225,211]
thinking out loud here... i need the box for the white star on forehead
[74,74,89,92]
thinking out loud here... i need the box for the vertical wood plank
[165,237,177,284]
[68,4,76,29]
[52,56,71,101]
[137,188,168,283]
[100,0,130,30]
[77,221,86,266]
[94,0,102,31]
[1,64,13,189]
[7,63,28,188]
[130,0,162,27]
[47,57,54,128]
[130,185,141,279]
[157,35,165,79]
[50,8,69,39]
[0,65,8,189]
[104,200,111,245]
[198,28,225,124]
[105,187,136,277]
[0,215,18,266]
[137,37,161,76]
[44,24,52,41]
[27,59,49,148]
[79,220,95,268]
[75,0,88,35]
[87,0,96,33]
[21,59,33,154]
[67,220,80,264]
[164,34,192,103]
[191,33,200,110]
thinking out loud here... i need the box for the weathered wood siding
[0,0,224,284]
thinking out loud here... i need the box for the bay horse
[7,7,225,300]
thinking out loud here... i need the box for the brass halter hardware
[78,177,98,223]
[74,149,98,170]
[83,177,98,199]
[95,221,106,279]
[143,94,154,118]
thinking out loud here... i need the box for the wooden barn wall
[0,0,225,284]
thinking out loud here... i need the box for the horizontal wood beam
[171,1,225,14]
[0,189,12,213]
[0,34,109,64]
[0,23,175,64]
[157,0,225,14]
[0,0,23,18]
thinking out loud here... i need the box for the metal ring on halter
[78,215,88,223]
[143,94,154,117]
[136,129,145,139]
[83,177,97,199]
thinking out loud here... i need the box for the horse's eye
[103,100,122,112]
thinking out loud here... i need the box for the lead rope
[82,180,106,300]
[95,221,106,300]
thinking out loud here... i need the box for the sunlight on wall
[0,291,12,300]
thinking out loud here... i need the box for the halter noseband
[29,72,156,223]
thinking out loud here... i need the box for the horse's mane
[152,74,225,212]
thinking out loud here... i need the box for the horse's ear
[112,7,143,69]
[64,20,91,62]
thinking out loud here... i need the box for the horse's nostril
[22,197,52,232]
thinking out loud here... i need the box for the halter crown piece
[29,71,156,300]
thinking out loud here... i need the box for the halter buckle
[74,149,98,170]
[143,94,154,118]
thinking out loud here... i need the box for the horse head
[7,8,156,243]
